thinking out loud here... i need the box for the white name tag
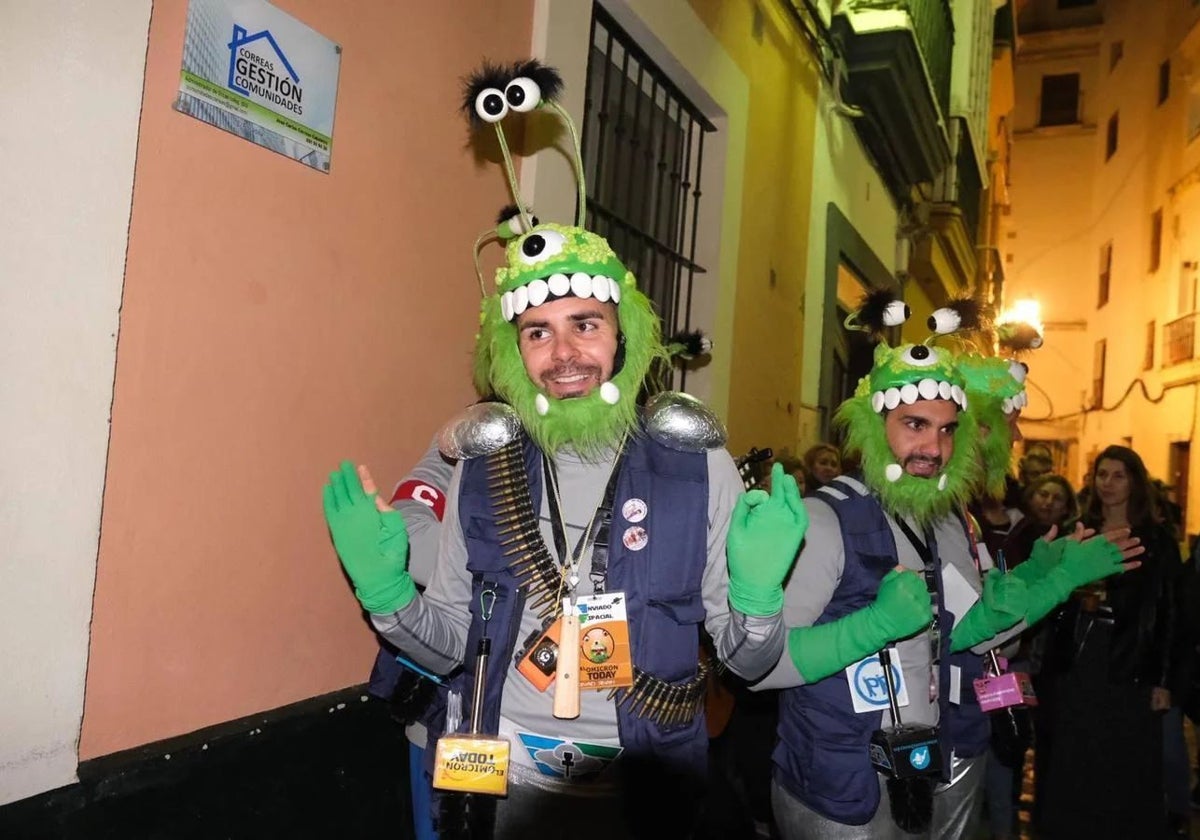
[942,562,981,630]
[847,647,910,714]
[976,542,995,571]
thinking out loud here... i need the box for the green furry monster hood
[460,60,674,458]
[835,339,982,528]
[473,223,668,457]
[957,353,1029,498]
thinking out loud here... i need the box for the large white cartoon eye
[901,344,940,367]
[474,87,508,123]
[517,230,566,264]
[505,77,541,113]
[1008,360,1028,384]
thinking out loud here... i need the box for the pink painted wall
[81,0,533,759]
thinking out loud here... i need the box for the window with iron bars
[580,4,714,391]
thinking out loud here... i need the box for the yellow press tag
[432,735,510,796]
[576,591,633,691]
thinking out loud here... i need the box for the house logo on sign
[226,25,304,117]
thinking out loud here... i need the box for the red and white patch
[389,479,447,521]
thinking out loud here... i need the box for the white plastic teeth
[501,274,621,321]
[535,394,550,416]
[1001,390,1029,415]
[599,382,620,404]
[937,474,948,491]
[870,378,967,413]
[885,464,903,482]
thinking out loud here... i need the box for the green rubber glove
[1022,535,1126,625]
[1009,536,1065,585]
[322,460,416,613]
[726,462,808,615]
[949,569,1028,652]
[787,568,931,683]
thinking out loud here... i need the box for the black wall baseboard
[0,683,414,839]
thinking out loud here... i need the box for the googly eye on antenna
[461,59,587,230]
[927,295,984,337]
[844,288,910,339]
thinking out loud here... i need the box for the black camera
[516,622,561,690]
[529,636,558,676]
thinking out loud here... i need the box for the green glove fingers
[1022,535,1127,625]
[870,567,935,639]
[1057,536,1126,591]
[1010,536,1064,585]
[787,568,931,684]
[323,460,416,613]
[727,463,809,616]
[949,569,1027,652]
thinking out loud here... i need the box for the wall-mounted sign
[174,0,341,172]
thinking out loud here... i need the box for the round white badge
[621,497,648,523]
[622,525,649,551]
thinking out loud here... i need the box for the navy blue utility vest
[424,429,712,780]
[772,476,957,825]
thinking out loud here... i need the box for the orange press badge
[575,591,633,691]
[432,735,510,795]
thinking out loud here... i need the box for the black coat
[1043,521,1181,690]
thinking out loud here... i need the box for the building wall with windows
[1009,0,1200,536]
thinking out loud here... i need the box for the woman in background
[801,442,841,492]
[1038,445,1179,839]
[984,474,1078,839]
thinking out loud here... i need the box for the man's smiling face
[883,399,959,479]
[516,295,619,400]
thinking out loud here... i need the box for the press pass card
[574,592,633,690]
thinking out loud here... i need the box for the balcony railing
[933,117,983,243]
[907,0,955,121]
[1164,313,1197,366]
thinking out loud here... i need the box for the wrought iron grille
[1164,313,1197,366]
[580,5,714,381]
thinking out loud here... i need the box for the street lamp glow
[999,298,1043,332]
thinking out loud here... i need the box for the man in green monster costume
[753,293,1141,840]
[322,60,807,840]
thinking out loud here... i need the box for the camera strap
[895,517,942,666]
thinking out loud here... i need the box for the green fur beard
[473,280,668,458]
[835,396,982,529]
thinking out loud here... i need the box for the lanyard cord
[895,516,942,664]
[542,435,627,598]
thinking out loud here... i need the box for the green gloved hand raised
[788,567,931,684]
[1022,531,1139,625]
[323,460,416,614]
[1009,534,1065,585]
[949,568,1028,652]
[726,462,808,616]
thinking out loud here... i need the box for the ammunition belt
[488,436,709,727]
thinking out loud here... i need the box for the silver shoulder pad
[437,402,523,460]
[643,391,727,452]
